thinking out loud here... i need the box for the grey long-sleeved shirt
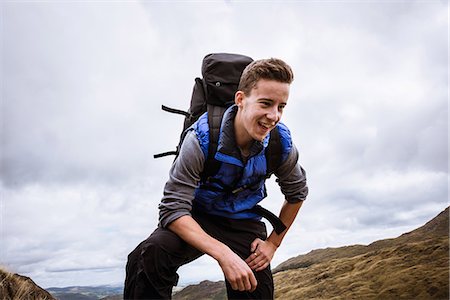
[158,129,308,228]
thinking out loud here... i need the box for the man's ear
[235,91,245,107]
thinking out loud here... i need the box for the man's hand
[245,238,277,272]
[218,250,258,292]
[245,200,303,272]
[169,216,258,292]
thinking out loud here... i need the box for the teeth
[260,122,272,129]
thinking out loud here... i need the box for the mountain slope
[274,235,448,299]
[47,285,123,300]
[173,280,226,300]
[0,267,56,300]
[3,207,447,300]
[273,207,449,274]
[273,206,449,299]
[173,206,449,299]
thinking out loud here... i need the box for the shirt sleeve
[158,130,205,228]
[274,143,309,203]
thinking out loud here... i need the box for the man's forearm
[168,215,229,260]
[267,200,303,247]
[168,215,258,292]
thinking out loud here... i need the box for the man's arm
[245,200,303,271]
[267,200,303,247]
[161,131,258,292]
[246,142,308,271]
[169,216,258,292]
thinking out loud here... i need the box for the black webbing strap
[249,205,287,234]
[153,151,178,159]
[154,105,192,159]
[201,110,286,234]
[197,105,286,234]
[259,127,285,234]
[266,126,282,176]
[200,104,227,181]
[161,105,191,118]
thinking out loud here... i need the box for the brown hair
[238,58,294,96]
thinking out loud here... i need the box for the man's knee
[130,228,201,279]
[124,229,185,299]
[125,227,204,299]
[225,268,274,300]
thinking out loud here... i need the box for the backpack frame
[154,53,282,178]
[154,53,286,234]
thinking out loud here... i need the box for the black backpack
[154,53,286,233]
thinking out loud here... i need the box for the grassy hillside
[273,207,449,299]
[174,207,449,299]
[3,207,448,299]
[173,280,227,300]
[0,267,55,300]
[273,207,449,274]
[274,235,448,299]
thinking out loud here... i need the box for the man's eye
[261,102,271,107]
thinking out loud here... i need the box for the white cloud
[1,179,160,287]
[1,0,448,289]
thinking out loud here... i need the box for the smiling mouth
[258,121,274,131]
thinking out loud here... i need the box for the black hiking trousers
[124,210,274,300]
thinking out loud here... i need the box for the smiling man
[124,58,308,299]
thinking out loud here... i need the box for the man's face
[235,79,290,142]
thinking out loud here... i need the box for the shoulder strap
[249,205,287,234]
[200,104,227,182]
[265,125,282,177]
[200,107,283,181]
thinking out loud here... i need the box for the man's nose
[266,106,280,122]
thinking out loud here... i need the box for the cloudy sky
[1,0,448,289]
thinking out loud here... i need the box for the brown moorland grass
[0,267,55,300]
[2,207,448,300]
[173,207,449,300]
[274,236,449,299]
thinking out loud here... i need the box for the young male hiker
[124,57,308,299]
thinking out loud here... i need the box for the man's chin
[251,126,274,141]
[253,132,270,142]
